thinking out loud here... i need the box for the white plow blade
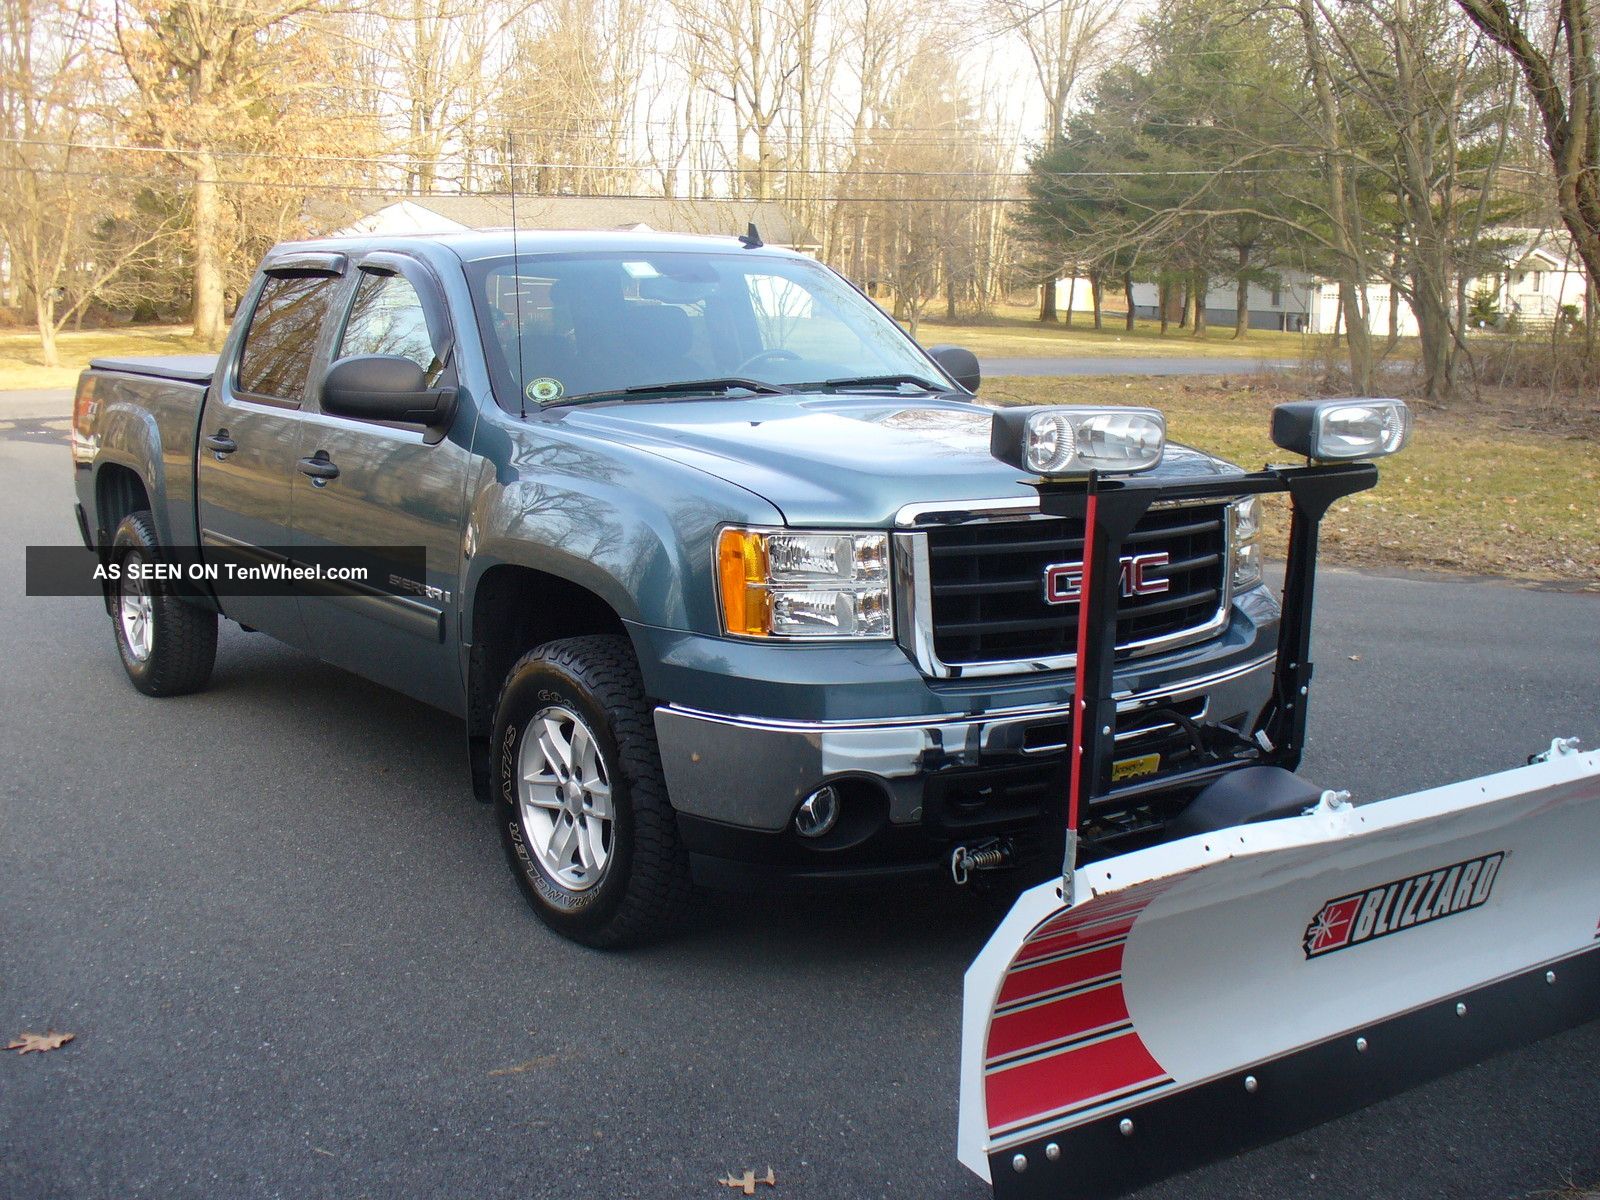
[960,742,1600,1197]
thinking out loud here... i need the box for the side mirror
[927,344,981,394]
[322,354,457,427]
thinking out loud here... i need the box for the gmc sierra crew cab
[71,230,1280,946]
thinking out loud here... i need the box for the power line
[1,136,1325,179]
[0,162,1032,202]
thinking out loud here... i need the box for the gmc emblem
[1044,552,1170,605]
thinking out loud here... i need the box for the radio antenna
[508,130,527,419]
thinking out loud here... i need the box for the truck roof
[268,228,810,266]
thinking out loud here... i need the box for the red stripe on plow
[997,943,1124,1007]
[986,981,1131,1063]
[1013,920,1134,965]
[985,1029,1168,1134]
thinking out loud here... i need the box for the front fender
[463,413,783,635]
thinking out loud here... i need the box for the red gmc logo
[1044,552,1170,605]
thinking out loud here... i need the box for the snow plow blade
[959,740,1600,1199]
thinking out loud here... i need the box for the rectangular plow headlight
[1271,399,1411,461]
[717,527,892,639]
[990,406,1166,477]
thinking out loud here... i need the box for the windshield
[466,250,949,409]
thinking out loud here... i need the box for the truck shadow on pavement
[203,625,1014,966]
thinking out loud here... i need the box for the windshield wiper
[802,374,951,394]
[544,377,794,408]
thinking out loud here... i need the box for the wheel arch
[93,461,152,543]
[463,562,634,800]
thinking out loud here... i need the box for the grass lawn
[906,301,1322,361]
[986,374,1598,586]
[0,325,211,390]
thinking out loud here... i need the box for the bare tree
[982,0,1120,320]
[670,0,809,200]
[1454,0,1600,291]
[0,0,180,365]
[109,0,336,344]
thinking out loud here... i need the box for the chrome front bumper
[654,653,1276,833]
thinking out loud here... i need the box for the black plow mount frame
[1038,460,1378,843]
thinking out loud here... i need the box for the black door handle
[297,452,340,483]
[203,430,237,456]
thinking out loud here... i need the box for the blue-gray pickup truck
[71,230,1279,946]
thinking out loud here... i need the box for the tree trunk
[1158,280,1170,335]
[191,152,226,347]
[1064,273,1076,328]
[1233,247,1250,339]
[1124,271,1136,331]
[946,271,957,321]
[1296,0,1373,392]
[34,292,60,370]
[1411,274,1455,406]
[1178,280,1190,328]
[1191,272,1207,336]
[1090,271,1103,330]
[1385,279,1401,354]
[1039,275,1058,323]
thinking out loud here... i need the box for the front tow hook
[950,838,1014,886]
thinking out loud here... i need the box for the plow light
[990,407,1166,477]
[1271,399,1411,461]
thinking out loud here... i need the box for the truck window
[746,271,867,360]
[469,251,938,410]
[337,272,441,380]
[237,274,338,403]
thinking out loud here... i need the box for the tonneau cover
[88,355,217,385]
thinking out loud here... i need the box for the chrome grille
[917,502,1230,670]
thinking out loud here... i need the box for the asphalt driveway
[2,408,1597,1199]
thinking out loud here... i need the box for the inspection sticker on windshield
[621,260,661,278]
[1112,752,1160,782]
[525,377,564,404]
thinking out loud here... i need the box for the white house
[1494,229,1585,321]
[1304,228,1586,336]
[1054,272,1315,331]
[1050,228,1589,337]
[328,195,819,252]
[1306,281,1421,338]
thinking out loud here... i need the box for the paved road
[3,413,1598,1200]
[983,356,1296,377]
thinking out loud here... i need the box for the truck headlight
[717,528,893,639]
[1230,496,1264,591]
[1271,399,1410,460]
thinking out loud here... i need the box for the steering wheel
[734,347,802,374]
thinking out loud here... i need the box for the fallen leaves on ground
[6,1031,75,1054]
[488,1054,562,1077]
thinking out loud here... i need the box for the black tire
[109,511,217,696]
[492,635,692,947]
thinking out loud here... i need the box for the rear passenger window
[237,274,337,402]
[338,272,441,379]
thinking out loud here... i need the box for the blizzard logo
[1045,552,1170,605]
[1303,852,1505,959]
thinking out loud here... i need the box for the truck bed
[87,355,218,385]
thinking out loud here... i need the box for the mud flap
[959,740,1600,1198]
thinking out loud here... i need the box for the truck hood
[559,394,1244,526]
